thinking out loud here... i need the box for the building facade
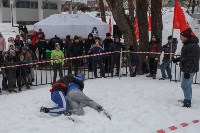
[0,0,87,24]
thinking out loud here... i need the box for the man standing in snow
[173,28,200,108]
[51,43,64,83]
[146,35,162,79]
[159,36,177,80]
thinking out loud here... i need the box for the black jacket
[162,41,177,62]
[55,75,84,91]
[36,39,49,52]
[68,42,83,57]
[103,38,113,52]
[84,39,95,55]
[180,35,200,73]
[109,42,125,58]
[48,37,63,50]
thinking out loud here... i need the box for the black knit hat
[168,35,173,40]
[95,37,100,41]
[180,28,192,38]
[106,33,111,37]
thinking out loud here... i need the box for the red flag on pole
[134,17,139,41]
[109,17,112,34]
[148,15,152,31]
[173,0,190,31]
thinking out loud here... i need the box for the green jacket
[51,50,64,65]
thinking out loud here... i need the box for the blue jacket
[68,77,83,92]
[89,45,104,60]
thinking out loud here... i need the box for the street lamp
[10,0,14,26]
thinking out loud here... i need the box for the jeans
[181,73,195,100]
[160,61,171,78]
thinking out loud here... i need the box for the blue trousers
[48,91,68,114]
[181,73,195,100]
[160,61,171,78]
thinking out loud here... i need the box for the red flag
[148,15,152,31]
[173,0,190,31]
[109,17,112,34]
[134,17,139,40]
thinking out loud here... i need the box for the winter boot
[146,74,153,77]
[153,74,156,79]
[182,99,191,108]
[159,77,166,80]
[19,88,22,92]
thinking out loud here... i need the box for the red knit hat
[180,28,192,38]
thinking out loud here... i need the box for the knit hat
[180,28,192,38]
[95,37,100,41]
[22,46,28,51]
[106,33,111,37]
[168,35,173,40]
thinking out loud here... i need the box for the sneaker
[159,78,166,80]
[146,74,153,77]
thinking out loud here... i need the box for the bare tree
[98,0,107,22]
[136,0,149,74]
[106,0,137,48]
[151,0,163,41]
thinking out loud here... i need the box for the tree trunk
[136,0,149,74]
[99,0,106,22]
[151,0,163,42]
[106,0,137,48]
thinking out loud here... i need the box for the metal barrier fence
[0,52,199,93]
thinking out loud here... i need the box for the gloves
[184,73,190,79]
[172,57,180,63]
[40,107,49,113]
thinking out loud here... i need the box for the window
[16,1,33,8]
[30,2,38,9]
[3,0,9,7]
[43,2,57,9]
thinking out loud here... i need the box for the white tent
[34,14,109,39]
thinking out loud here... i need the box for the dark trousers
[39,51,46,60]
[53,63,63,83]
[72,59,79,76]
[104,56,111,73]
[7,77,16,91]
[148,58,158,75]
[2,76,8,89]
[87,58,93,71]
[111,57,120,76]
[93,59,105,78]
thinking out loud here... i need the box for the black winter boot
[182,99,191,108]
[146,74,153,77]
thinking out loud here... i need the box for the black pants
[53,63,63,83]
[111,57,120,76]
[148,58,158,75]
[104,56,111,73]
[39,51,46,60]
[87,58,93,71]
[93,59,105,78]
[72,59,80,76]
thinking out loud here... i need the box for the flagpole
[170,0,176,82]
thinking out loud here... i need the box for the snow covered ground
[0,76,200,133]
[0,7,200,133]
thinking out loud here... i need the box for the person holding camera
[88,37,105,78]
[172,28,200,108]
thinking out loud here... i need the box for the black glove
[172,57,180,63]
[184,73,190,79]
[40,107,49,113]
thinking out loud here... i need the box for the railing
[0,52,199,94]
